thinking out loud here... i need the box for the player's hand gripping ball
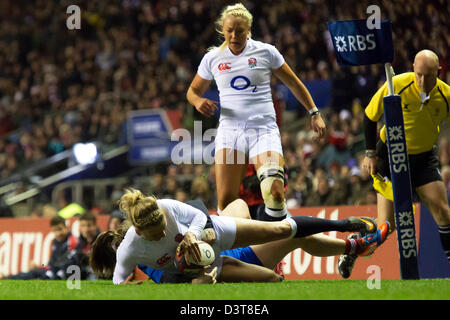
[175,241,215,273]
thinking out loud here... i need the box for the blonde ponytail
[208,3,253,52]
[119,188,163,229]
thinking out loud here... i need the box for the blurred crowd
[0,0,449,217]
[3,210,127,280]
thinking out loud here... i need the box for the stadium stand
[0,0,448,218]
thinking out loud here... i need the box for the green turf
[0,279,449,300]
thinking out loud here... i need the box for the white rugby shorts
[208,214,237,276]
[214,115,283,160]
[210,215,236,252]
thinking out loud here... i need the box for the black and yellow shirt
[365,72,450,154]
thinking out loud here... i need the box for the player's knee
[232,198,248,208]
[221,198,251,218]
[257,162,285,210]
[260,222,290,239]
[433,202,450,226]
[227,198,249,212]
[270,183,284,203]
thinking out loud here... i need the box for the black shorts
[376,140,442,189]
[186,199,214,229]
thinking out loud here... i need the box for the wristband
[308,107,319,115]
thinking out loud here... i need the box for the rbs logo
[387,126,407,174]
[334,34,376,52]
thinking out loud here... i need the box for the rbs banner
[327,19,394,66]
[383,95,419,279]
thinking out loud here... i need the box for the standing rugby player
[187,3,325,221]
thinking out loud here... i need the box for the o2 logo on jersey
[230,75,257,92]
[218,62,231,71]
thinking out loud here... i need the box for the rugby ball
[175,241,215,273]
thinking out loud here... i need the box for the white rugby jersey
[112,199,207,284]
[197,38,285,120]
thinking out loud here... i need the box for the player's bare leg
[250,235,347,270]
[252,151,287,221]
[416,181,450,226]
[215,148,248,212]
[252,229,388,272]
[231,213,293,249]
[220,198,251,219]
[226,199,378,249]
[416,181,450,263]
[376,193,396,234]
[217,256,282,282]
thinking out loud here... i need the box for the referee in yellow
[338,49,450,278]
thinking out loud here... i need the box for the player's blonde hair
[209,3,253,52]
[118,188,164,229]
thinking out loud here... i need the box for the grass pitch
[0,279,449,300]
